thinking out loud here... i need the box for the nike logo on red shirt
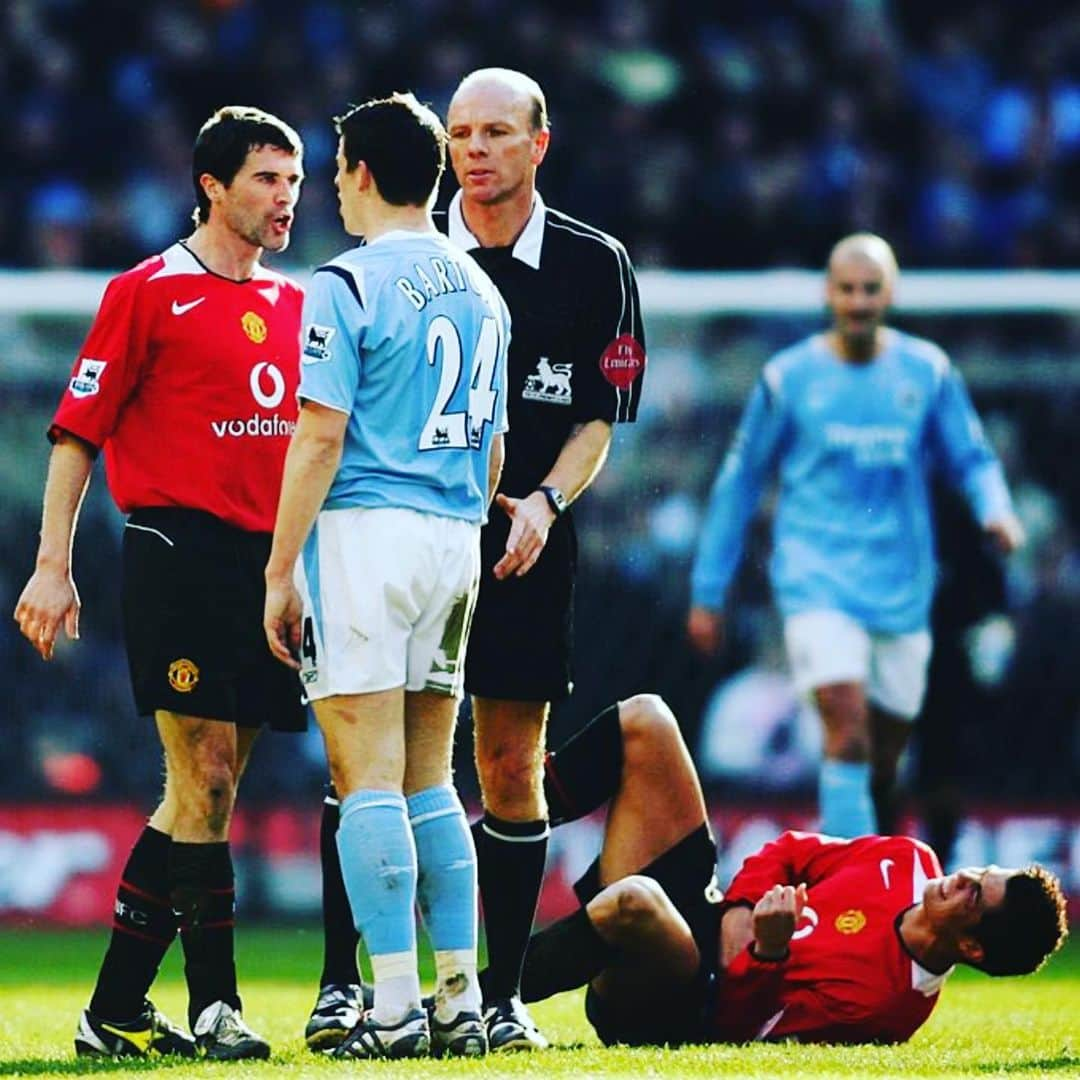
[172,298,206,316]
[880,858,895,889]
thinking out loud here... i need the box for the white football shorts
[295,506,480,701]
[783,609,932,721]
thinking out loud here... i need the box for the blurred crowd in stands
[2,1,1079,826]
[2,0,1079,271]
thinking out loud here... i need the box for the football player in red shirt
[515,695,1068,1045]
[14,106,306,1061]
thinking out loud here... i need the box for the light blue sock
[337,789,418,959]
[408,785,480,1018]
[818,759,875,837]
[408,785,477,953]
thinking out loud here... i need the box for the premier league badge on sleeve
[302,323,336,363]
[69,357,107,398]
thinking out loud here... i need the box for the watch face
[543,486,566,514]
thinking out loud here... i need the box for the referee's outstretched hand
[13,566,80,661]
[264,575,303,670]
[492,491,554,580]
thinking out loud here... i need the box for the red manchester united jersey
[715,832,950,1044]
[51,241,303,532]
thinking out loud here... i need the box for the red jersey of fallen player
[714,831,951,1044]
[51,241,303,533]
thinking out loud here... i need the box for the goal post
[5,267,1080,315]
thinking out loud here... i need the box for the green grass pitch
[0,926,1076,1078]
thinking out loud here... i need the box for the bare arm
[494,418,613,579]
[263,401,348,668]
[14,433,95,660]
[720,905,755,969]
[487,431,505,509]
[544,418,613,503]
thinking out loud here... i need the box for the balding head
[451,68,548,133]
[824,233,897,361]
[827,232,898,285]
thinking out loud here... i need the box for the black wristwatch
[538,484,568,518]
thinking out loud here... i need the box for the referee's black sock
[543,703,623,826]
[172,841,241,1029]
[89,826,178,1020]
[317,791,361,987]
[473,814,549,1003]
[520,906,614,1003]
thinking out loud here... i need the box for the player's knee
[606,875,667,936]
[816,683,866,722]
[200,764,238,832]
[620,694,681,761]
[476,741,543,809]
[817,686,870,760]
[477,747,539,789]
[621,694,700,798]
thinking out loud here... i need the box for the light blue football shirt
[691,329,1015,633]
[298,230,510,524]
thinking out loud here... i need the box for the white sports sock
[369,952,422,1027]
[433,949,481,1022]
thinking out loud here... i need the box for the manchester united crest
[168,658,200,693]
[835,909,867,934]
[242,311,267,343]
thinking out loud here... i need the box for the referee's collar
[448,190,546,269]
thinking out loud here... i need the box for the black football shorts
[122,507,307,731]
[580,826,721,1046]
[464,510,576,702]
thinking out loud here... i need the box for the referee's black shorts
[122,507,307,731]
[464,510,577,702]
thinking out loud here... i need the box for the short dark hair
[192,105,302,225]
[335,93,446,207]
[971,865,1068,976]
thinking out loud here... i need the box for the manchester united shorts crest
[123,507,307,730]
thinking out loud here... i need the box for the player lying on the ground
[522,694,1068,1045]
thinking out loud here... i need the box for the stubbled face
[447,79,547,206]
[214,145,303,252]
[923,865,1011,936]
[825,253,893,354]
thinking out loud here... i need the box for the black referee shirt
[443,191,646,497]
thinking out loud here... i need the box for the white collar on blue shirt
[447,189,547,269]
[362,227,438,247]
